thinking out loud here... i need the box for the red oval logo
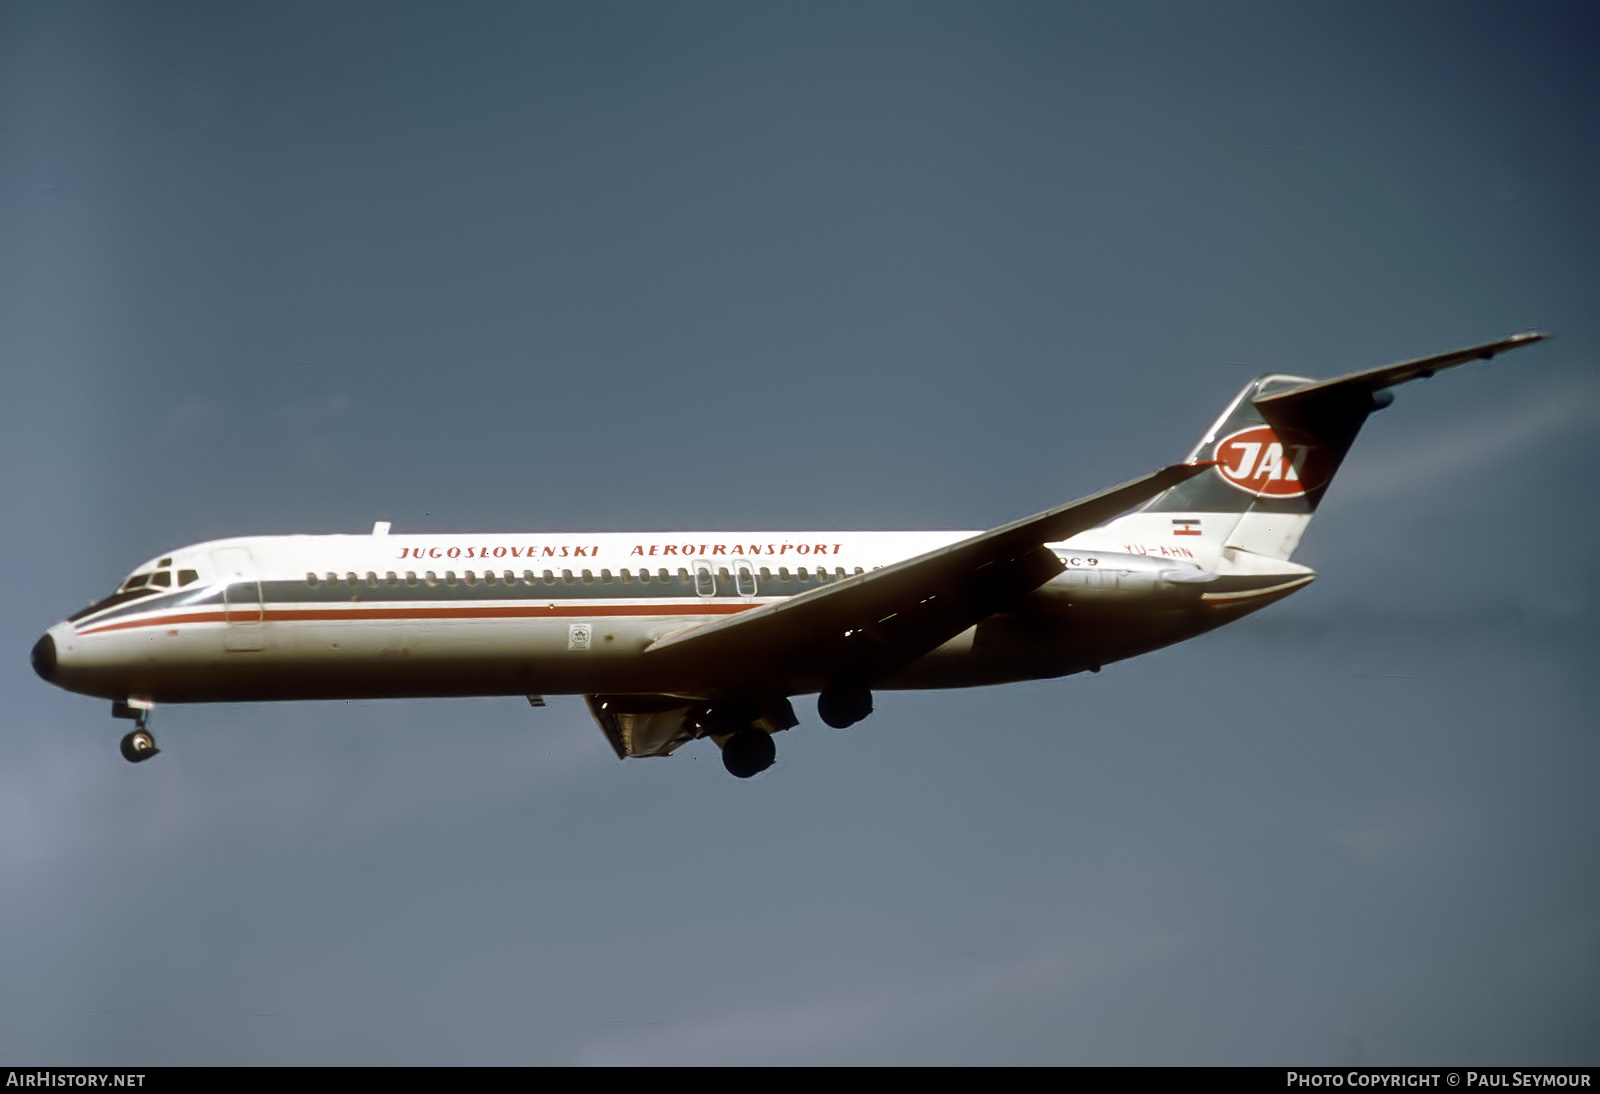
[1213,425,1327,498]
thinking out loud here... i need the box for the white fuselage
[38,517,1312,708]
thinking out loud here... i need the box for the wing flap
[585,694,698,759]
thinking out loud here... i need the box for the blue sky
[2,1,1596,1064]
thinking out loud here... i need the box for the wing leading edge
[642,461,1211,695]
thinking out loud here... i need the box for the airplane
[31,333,1546,778]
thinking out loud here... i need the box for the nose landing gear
[119,728,159,763]
[113,700,160,764]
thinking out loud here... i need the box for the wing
[643,461,1211,694]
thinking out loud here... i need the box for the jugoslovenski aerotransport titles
[31,334,1546,778]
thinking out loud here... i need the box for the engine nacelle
[1029,550,1216,608]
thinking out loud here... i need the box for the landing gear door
[212,546,266,652]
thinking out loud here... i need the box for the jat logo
[1213,425,1326,498]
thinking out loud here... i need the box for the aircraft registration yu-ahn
[32,333,1547,777]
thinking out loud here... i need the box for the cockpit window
[69,561,203,622]
[68,585,159,622]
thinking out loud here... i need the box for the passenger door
[211,546,266,651]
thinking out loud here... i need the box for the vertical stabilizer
[1097,333,1547,563]
[1138,373,1372,561]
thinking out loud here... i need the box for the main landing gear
[696,700,795,780]
[113,700,160,764]
[713,686,876,779]
[817,684,873,730]
[721,731,777,779]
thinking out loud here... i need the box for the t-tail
[1099,333,1548,565]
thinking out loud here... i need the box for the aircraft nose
[31,632,57,683]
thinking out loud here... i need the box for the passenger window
[445,571,457,585]
[759,567,772,581]
[561,569,574,583]
[503,570,514,584]
[366,573,378,588]
[637,569,650,584]
[581,569,594,583]
[386,572,398,586]
[464,571,477,586]
[523,570,536,585]
[619,569,632,584]
[797,567,809,581]
[345,573,358,586]
[307,573,319,586]
[600,569,613,583]
[178,570,198,586]
[658,569,670,582]
[778,567,791,580]
[424,571,438,586]
[405,571,418,585]
[542,570,555,584]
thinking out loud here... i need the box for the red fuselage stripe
[76,601,760,636]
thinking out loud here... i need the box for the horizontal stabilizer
[1255,332,1547,413]
[1136,332,1549,560]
